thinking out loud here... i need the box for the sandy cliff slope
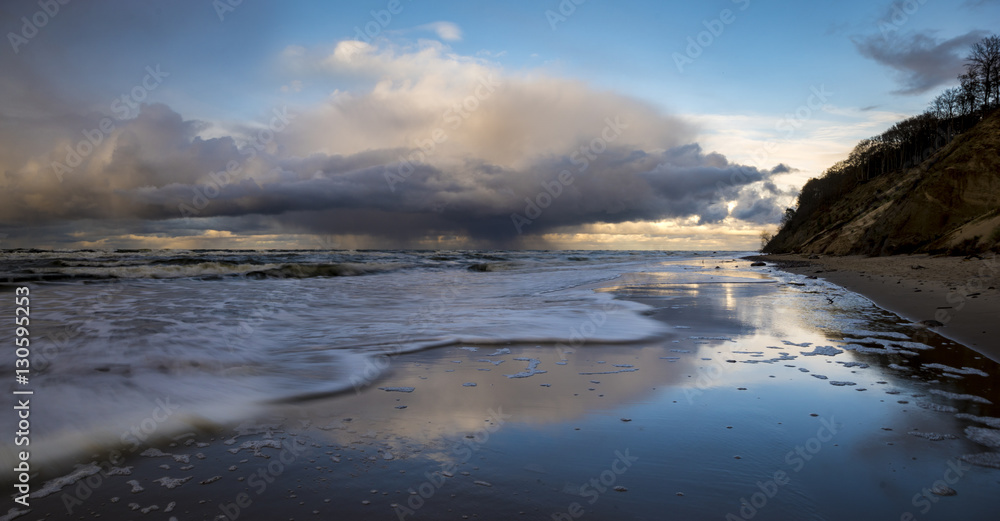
[765,110,1000,255]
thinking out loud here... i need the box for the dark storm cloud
[853,30,987,94]
[0,102,790,245]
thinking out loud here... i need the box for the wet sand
[750,253,1000,362]
[10,258,1000,521]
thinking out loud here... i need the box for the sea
[0,249,721,468]
[6,248,1000,521]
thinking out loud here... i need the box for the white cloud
[682,103,909,192]
[418,21,463,41]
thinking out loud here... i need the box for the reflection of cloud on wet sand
[282,343,701,451]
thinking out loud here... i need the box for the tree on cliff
[964,35,1000,111]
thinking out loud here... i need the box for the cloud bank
[0,40,792,248]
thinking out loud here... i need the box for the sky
[0,0,996,250]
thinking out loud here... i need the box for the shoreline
[747,253,1000,362]
[9,256,1000,520]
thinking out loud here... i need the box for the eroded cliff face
[765,110,1000,256]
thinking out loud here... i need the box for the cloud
[476,49,508,60]
[962,0,993,8]
[730,180,798,224]
[853,30,986,95]
[0,41,792,248]
[418,21,463,41]
[280,80,303,93]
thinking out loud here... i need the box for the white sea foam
[840,344,889,354]
[154,476,192,489]
[800,346,843,356]
[966,427,1000,448]
[917,402,959,413]
[908,431,957,441]
[31,463,102,499]
[928,389,993,404]
[923,364,989,376]
[956,414,1000,428]
[840,329,910,340]
[892,341,933,351]
[228,439,282,457]
[503,358,547,379]
[960,452,1000,469]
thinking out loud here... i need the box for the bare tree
[759,230,773,252]
[966,35,1000,110]
[959,72,982,115]
[930,87,961,119]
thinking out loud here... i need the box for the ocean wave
[245,262,396,279]
[464,252,509,261]
[3,261,399,282]
[467,262,517,272]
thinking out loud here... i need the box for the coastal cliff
[764,108,1000,256]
